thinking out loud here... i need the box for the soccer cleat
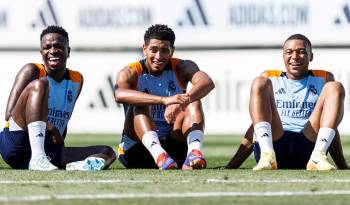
[156,152,178,170]
[182,149,207,170]
[66,157,106,171]
[253,151,278,171]
[306,151,336,171]
[28,154,58,171]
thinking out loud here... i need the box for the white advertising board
[1,49,350,134]
[0,0,350,48]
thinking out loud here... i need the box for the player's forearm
[187,79,214,102]
[115,88,163,106]
[4,92,19,121]
[5,103,12,121]
[225,142,253,169]
[330,145,349,169]
[225,125,254,169]
[329,132,349,169]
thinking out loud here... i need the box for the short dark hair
[284,34,312,51]
[144,24,175,47]
[40,25,69,42]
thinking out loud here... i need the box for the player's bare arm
[47,123,64,146]
[115,66,190,106]
[5,63,40,122]
[225,124,254,169]
[177,60,214,103]
[329,131,349,169]
[163,60,214,123]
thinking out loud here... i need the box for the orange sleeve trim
[68,69,83,83]
[34,63,47,77]
[263,70,283,77]
[128,61,143,76]
[170,58,180,71]
[311,70,327,81]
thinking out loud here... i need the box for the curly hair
[144,24,175,47]
[40,25,69,42]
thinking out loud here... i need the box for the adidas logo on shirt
[275,88,286,94]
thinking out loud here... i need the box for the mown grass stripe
[1,190,350,202]
[2,178,350,184]
[207,179,350,183]
[0,179,152,184]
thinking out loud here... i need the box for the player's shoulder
[125,60,143,76]
[19,63,44,78]
[21,63,40,71]
[117,61,141,86]
[172,58,199,74]
[174,58,195,67]
[309,69,333,82]
[66,68,83,83]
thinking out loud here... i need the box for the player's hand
[46,123,64,146]
[162,94,190,106]
[164,104,183,124]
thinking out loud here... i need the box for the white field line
[0,179,153,184]
[206,179,350,183]
[1,190,350,202]
[1,178,350,184]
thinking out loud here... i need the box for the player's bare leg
[172,101,206,170]
[249,77,283,170]
[127,106,177,170]
[11,79,57,170]
[304,82,345,171]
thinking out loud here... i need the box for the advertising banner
[0,0,350,48]
[1,49,350,134]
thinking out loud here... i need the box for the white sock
[313,127,336,153]
[187,130,204,154]
[28,121,46,159]
[141,131,166,162]
[254,121,274,152]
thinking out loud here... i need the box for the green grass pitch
[1,134,350,205]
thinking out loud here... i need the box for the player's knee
[324,81,345,98]
[186,100,202,113]
[184,101,204,123]
[29,78,49,93]
[189,100,201,107]
[251,76,272,93]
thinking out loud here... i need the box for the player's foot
[66,157,106,171]
[253,151,277,171]
[182,149,207,170]
[306,151,336,171]
[156,152,178,170]
[28,154,58,171]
